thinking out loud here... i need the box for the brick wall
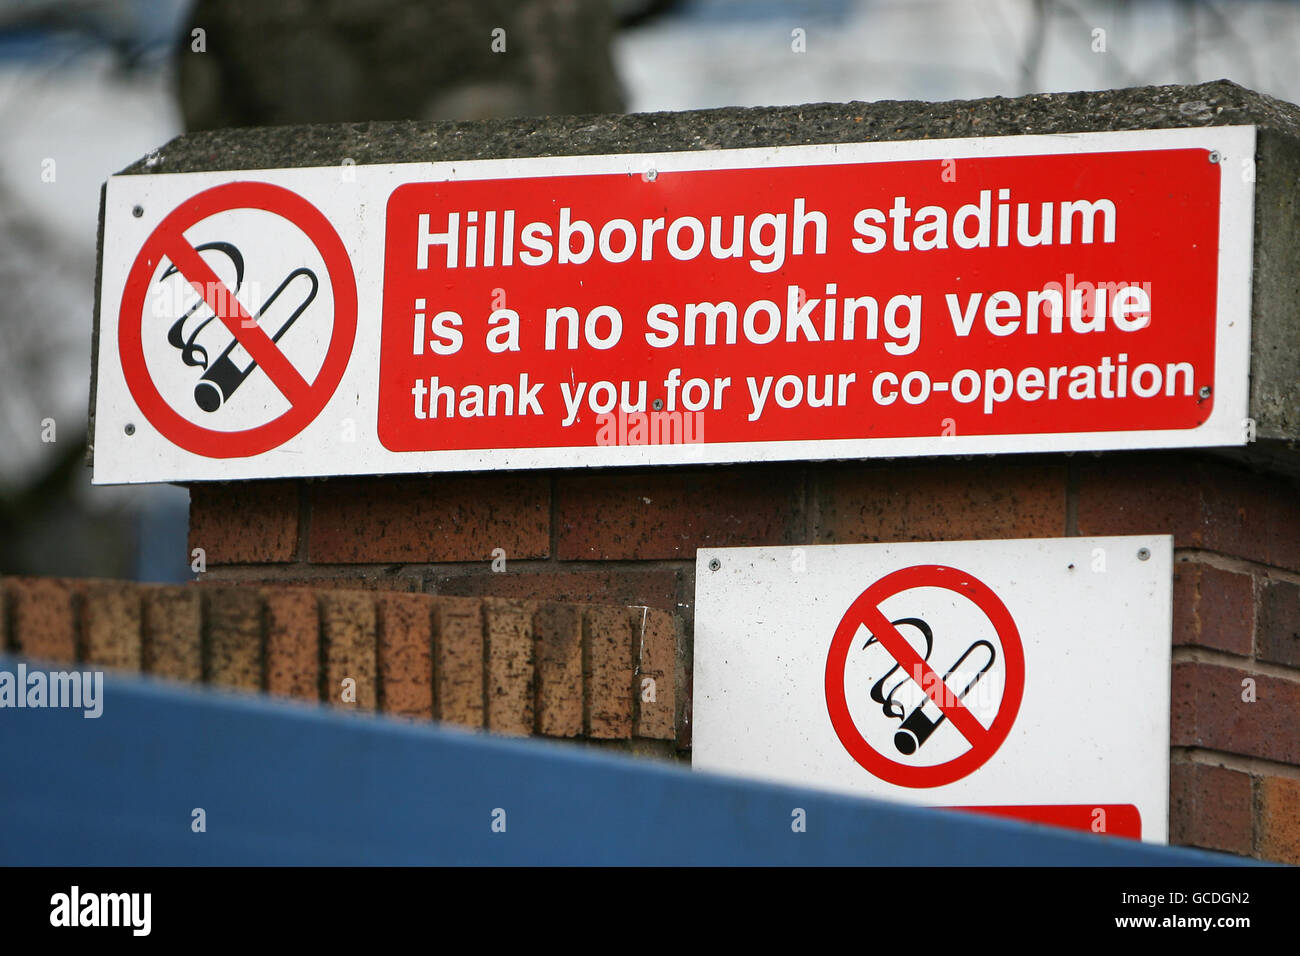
[0,578,679,755]
[186,449,1300,863]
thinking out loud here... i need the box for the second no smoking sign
[693,535,1173,843]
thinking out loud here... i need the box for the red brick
[556,468,802,560]
[204,575,421,592]
[1256,576,1300,669]
[433,597,484,728]
[484,599,535,735]
[377,592,433,718]
[816,461,1065,543]
[320,592,377,709]
[205,587,264,690]
[1258,776,1300,865]
[1078,457,1300,572]
[265,590,319,701]
[309,476,549,563]
[188,481,299,564]
[82,581,142,672]
[586,606,633,738]
[533,604,583,737]
[1077,457,1203,544]
[10,578,81,664]
[1171,662,1300,765]
[633,606,676,741]
[1171,561,1254,656]
[680,665,694,751]
[1168,762,1253,856]
[1200,465,1300,574]
[142,587,201,682]
[431,568,679,612]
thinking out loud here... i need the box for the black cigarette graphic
[893,706,940,756]
[194,268,319,412]
[893,639,996,755]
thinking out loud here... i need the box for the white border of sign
[93,126,1256,484]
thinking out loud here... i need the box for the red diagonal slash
[857,601,990,748]
[161,230,312,406]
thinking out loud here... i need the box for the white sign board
[693,535,1173,842]
[91,126,1254,484]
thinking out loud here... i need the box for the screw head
[131,205,143,218]
[652,398,664,411]
[707,557,721,572]
[124,423,136,436]
[1137,547,1151,561]
[1198,385,1212,400]
[1208,150,1222,164]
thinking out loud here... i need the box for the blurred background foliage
[2,0,1298,581]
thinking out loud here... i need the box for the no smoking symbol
[118,182,357,458]
[824,564,1025,788]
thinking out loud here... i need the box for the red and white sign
[693,537,1173,843]
[93,127,1254,483]
[824,565,1025,789]
[117,182,356,459]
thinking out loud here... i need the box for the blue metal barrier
[0,656,1251,866]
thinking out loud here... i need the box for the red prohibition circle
[824,564,1025,789]
[118,181,358,458]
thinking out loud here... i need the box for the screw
[124,423,136,436]
[652,398,664,411]
[644,168,658,181]
[132,205,143,218]
[1208,150,1222,164]
[1137,548,1150,561]
[1198,385,1212,401]
[708,557,721,572]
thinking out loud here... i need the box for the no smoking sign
[93,129,1253,484]
[694,536,1173,843]
[110,181,357,461]
[825,564,1025,789]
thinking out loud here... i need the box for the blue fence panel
[0,656,1252,866]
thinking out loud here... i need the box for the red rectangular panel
[379,148,1220,454]
[952,803,1143,839]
